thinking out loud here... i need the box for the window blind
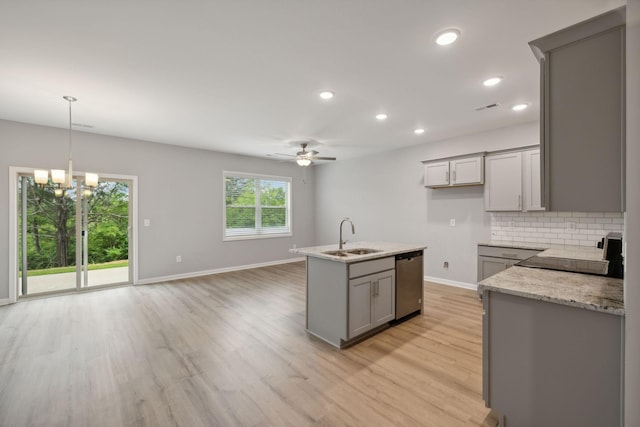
[223,172,291,240]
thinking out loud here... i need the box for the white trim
[0,298,10,306]
[8,166,29,304]
[424,275,477,291]
[137,257,305,285]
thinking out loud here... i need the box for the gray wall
[313,122,539,286]
[626,0,640,425]
[0,119,316,300]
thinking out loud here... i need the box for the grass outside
[24,260,129,277]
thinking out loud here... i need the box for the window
[223,171,292,240]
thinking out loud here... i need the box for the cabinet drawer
[478,245,542,260]
[349,257,394,279]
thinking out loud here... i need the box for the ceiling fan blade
[270,153,297,158]
[312,156,337,161]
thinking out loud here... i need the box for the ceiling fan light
[297,158,311,167]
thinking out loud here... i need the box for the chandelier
[34,96,98,197]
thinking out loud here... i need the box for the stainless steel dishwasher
[395,250,424,320]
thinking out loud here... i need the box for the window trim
[222,171,292,241]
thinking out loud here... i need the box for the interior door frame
[8,166,139,303]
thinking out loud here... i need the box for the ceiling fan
[271,141,337,166]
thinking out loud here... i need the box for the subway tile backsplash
[490,211,624,247]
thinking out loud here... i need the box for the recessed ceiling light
[512,103,529,111]
[319,90,334,100]
[435,29,461,46]
[376,113,388,121]
[483,76,503,87]
[414,128,425,135]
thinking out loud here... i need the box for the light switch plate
[449,219,456,227]
[144,219,151,227]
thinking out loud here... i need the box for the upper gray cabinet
[423,154,484,188]
[529,7,625,212]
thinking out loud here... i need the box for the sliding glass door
[17,174,132,297]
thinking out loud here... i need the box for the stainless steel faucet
[339,217,355,250]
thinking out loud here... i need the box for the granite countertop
[290,241,426,263]
[478,266,624,316]
[479,240,609,275]
[479,240,606,260]
[478,240,551,251]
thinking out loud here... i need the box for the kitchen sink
[321,248,381,257]
[345,248,381,255]
[322,250,349,257]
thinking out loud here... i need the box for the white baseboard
[0,298,10,306]
[137,257,306,285]
[424,276,477,291]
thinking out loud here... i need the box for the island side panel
[487,290,622,427]
[306,257,348,347]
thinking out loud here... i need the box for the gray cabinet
[485,148,544,212]
[483,290,623,426]
[529,7,625,212]
[484,152,522,211]
[306,255,395,348]
[522,149,543,211]
[477,245,542,282]
[423,155,484,188]
[348,269,395,339]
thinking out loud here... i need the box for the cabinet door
[451,156,484,185]
[534,20,624,212]
[372,270,395,327]
[484,152,522,211]
[522,149,544,211]
[424,161,450,187]
[348,276,374,338]
[478,256,510,281]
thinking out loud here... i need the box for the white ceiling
[0,0,625,162]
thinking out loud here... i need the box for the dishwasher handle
[395,250,423,261]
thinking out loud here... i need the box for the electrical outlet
[443,261,449,268]
[144,219,151,227]
[176,255,182,263]
[449,219,456,227]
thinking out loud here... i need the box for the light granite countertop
[478,266,624,316]
[478,240,622,314]
[290,241,426,263]
[479,240,552,251]
[480,239,606,259]
[479,240,609,274]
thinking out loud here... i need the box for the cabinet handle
[445,170,449,183]
[452,169,457,183]
[518,195,521,210]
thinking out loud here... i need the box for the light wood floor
[0,261,497,427]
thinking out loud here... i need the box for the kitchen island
[478,250,624,427]
[290,242,426,348]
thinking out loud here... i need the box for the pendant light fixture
[34,96,98,197]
